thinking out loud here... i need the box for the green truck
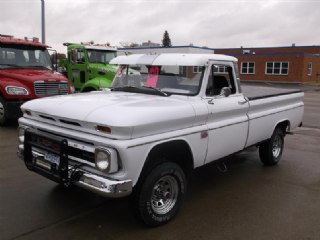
[60,42,118,92]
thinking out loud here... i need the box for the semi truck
[59,42,118,92]
[0,34,73,126]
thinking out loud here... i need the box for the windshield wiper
[0,63,22,68]
[111,86,168,97]
[111,86,140,91]
[0,64,50,70]
[28,65,51,70]
[141,86,168,96]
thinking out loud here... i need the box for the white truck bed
[242,84,302,100]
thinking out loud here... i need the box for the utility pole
[41,0,45,44]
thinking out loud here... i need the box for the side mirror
[220,87,231,97]
[48,49,57,71]
[71,49,77,63]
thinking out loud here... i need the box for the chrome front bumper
[76,172,132,198]
[18,144,132,198]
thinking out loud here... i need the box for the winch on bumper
[17,128,132,198]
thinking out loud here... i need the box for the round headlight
[95,149,110,171]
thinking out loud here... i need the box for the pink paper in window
[146,66,160,87]
[116,65,126,77]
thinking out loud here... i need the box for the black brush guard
[24,129,75,185]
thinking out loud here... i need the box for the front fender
[0,78,32,99]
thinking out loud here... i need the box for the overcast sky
[1,0,320,53]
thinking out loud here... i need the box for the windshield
[87,50,117,64]
[0,44,52,70]
[111,65,204,96]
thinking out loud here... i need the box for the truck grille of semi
[34,82,68,96]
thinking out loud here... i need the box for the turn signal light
[25,110,32,116]
[96,125,111,134]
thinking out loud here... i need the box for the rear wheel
[0,96,8,126]
[132,162,187,227]
[259,127,285,166]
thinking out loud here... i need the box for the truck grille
[34,81,69,96]
[26,130,95,166]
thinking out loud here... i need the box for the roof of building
[119,45,320,58]
[214,45,320,50]
[119,45,320,51]
[119,45,215,51]
[229,52,320,57]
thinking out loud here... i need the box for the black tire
[0,96,8,126]
[82,87,96,92]
[132,162,187,227]
[259,127,285,166]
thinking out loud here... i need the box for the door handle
[201,97,214,105]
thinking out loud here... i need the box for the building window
[265,62,289,75]
[193,66,202,73]
[179,66,187,76]
[307,62,312,76]
[212,65,228,73]
[217,65,227,73]
[241,62,255,74]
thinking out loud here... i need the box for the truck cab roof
[63,42,117,51]
[110,53,238,66]
[0,35,48,48]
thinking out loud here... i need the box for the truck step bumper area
[19,129,132,198]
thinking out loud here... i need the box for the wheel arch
[81,86,96,92]
[80,77,113,92]
[137,139,194,185]
[274,119,291,135]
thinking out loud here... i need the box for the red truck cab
[0,34,73,125]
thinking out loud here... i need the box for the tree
[56,53,66,60]
[162,30,172,47]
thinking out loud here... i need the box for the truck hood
[89,63,118,73]
[0,68,67,84]
[21,91,199,139]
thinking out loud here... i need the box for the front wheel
[81,87,96,92]
[132,162,187,227]
[259,127,285,166]
[0,96,8,126]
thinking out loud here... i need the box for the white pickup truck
[18,53,304,226]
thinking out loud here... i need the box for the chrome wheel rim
[151,175,179,215]
[0,101,4,120]
[272,135,283,159]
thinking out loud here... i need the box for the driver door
[67,48,87,91]
[205,62,249,163]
